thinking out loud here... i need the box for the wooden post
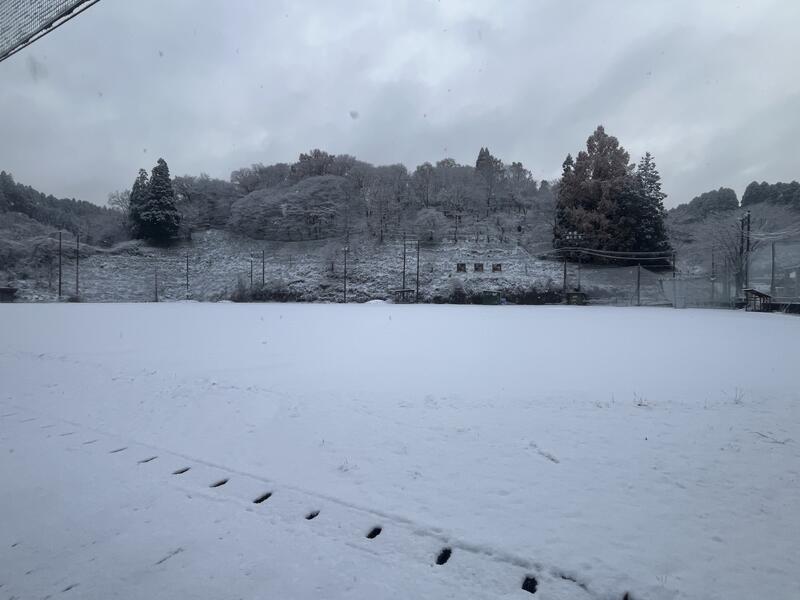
[185,253,189,299]
[75,234,79,297]
[562,256,567,294]
[745,210,751,289]
[402,232,407,292]
[415,240,420,303]
[738,214,745,293]
[343,245,348,303]
[636,263,641,306]
[770,242,776,296]
[710,249,716,303]
[577,256,581,291]
[58,231,62,298]
[672,251,677,308]
[261,249,265,286]
[154,262,158,302]
[250,258,253,288]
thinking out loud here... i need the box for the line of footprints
[1,411,622,598]
[118,446,542,596]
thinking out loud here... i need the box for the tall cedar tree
[134,159,181,242]
[634,152,671,252]
[475,147,505,214]
[554,126,671,256]
[128,168,149,238]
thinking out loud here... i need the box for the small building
[743,288,772,312]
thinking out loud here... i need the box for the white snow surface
[1,304,799,600]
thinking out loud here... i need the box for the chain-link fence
[7,230,800,309]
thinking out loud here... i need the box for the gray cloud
[0,0,798,207]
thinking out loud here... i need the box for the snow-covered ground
[1,304,798,600]
[11,229,663,305]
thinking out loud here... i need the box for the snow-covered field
[1,304,798,600]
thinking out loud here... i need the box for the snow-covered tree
[134,158,181,242]
[634,152,671,252]
[554,126,670,256]
[128,168,149,238]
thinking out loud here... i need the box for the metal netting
[0,0,95,62]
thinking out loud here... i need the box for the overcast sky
[1,0,798,207]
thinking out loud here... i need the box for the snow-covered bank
[1,305,799,599]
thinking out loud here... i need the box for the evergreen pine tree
[128,168,149,238]
[634,152,671,252]
[554,127,671,257]
[554,154,576,241]
[554,126,630,250]
[474,147,505,214]
[137,158,181,242]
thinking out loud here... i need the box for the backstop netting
[0,0,95,62]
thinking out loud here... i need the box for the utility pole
[343,244,348,303]
[745,210,751,289]
[770,242,776,296]
[710,248,716,303]
[671,251,677,309]
[415,239,420,303]
[636,263,641,306]
[739,213,745,293]
[402,232,407,295]
[75,234,79,298]
[58,231,62,298]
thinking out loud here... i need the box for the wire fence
[8,232,800,309]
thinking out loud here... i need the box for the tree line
[112,146,556,248]
[8,123,795,261]
[0,170,125,246]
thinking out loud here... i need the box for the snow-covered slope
[1,304,798,599]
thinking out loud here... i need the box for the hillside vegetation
[2,131,799,302]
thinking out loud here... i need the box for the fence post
[671,251,677,309]
[770,242,776,296]
[745,210,751,289]
[154,262,158,302]
[75,234,79,298]
[636,263,641,306]
[343,244,348,303]
[402,232,407,292]
[262,249,265,286]
[185,252,189,299]
[58,231,62,298]
[710,249,716,304]
[415,240,420,303]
